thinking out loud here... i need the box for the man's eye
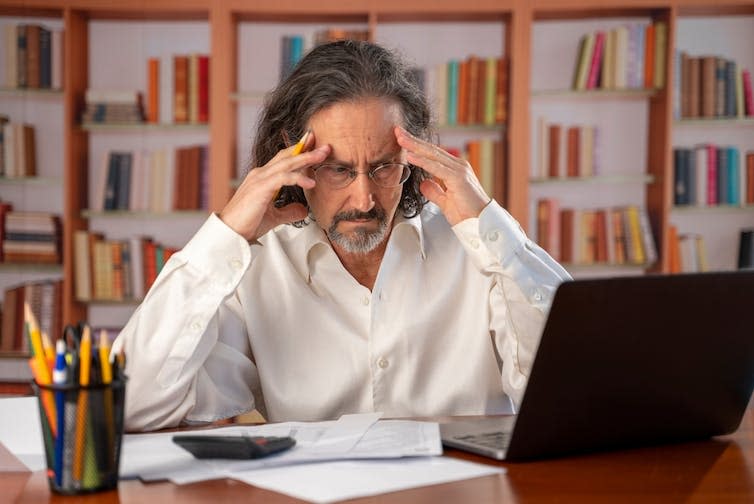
[328,165,350,175]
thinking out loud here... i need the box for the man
[113,40,570,431]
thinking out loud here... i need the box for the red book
[198,55,210,123]
[747,153,754,204]
[143,238,157,292]
[559,208,574,263]
[706,144,717,205]
[548,124,561,178]
[566,127,580,177]
[643,24,655,89]
[743,70,753,117]
[586,31,605,89]
[147,58,159,124]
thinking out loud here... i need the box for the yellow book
[625,206,645,265]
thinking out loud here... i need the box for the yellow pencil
[72,325,92,482]
[24,303,57,437]
[275,130,311,203]
[291,130,310,155]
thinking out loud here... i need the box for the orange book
[466,140,481,181]
[476,58,487,125]
[466,56,479,125]
[559,208,574,263]
[147,57,159,124]
[457,60,469,125]
[643,23,655,89]
[668,224,681,273]
[173,55,189,123]
[536,199,551,254]
[495,57,508,124]
[566,127,580,178]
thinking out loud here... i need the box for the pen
[52,339,67,487]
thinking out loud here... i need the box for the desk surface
[3,404,754,503]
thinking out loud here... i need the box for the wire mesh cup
[32,378,127,494]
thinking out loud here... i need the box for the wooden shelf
[531,173,655,185]
[672,204,754,213]
[0,87,63,98]
[531,88,659,99]
[0,176,63,186]
[0,263,63,273]
[80,122,209,132]
[674,117,754,127]
[81,210,210,219]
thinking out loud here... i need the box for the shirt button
[230,259,243,270]
[378,358,389,369]
[533,290,543,301]
[190,321,201,331]
[362,296,370,306]
[470,239,480,249]
[488,231,499,242]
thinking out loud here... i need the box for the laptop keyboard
[455,431,511,450]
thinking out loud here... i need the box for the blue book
[728,147,741,205]
[447,60,459,126]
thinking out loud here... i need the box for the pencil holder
[32,378,127,495]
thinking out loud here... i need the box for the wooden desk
[3,404,753,503]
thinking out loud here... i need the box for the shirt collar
[288,210,427,281]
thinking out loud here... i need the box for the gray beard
[326,208,389,254]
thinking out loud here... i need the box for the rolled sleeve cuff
[452,200,528,271]
[179,213,254,290]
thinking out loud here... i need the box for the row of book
[279,29,370,81]
[92,146,209,213]
[677,53,753,119]
[534,120,600,179]
[146,54,210,124]
[428,56,508,127]
[73,231,177,302]
[0,118,36,178]
[536,199,658,267]
[0,207,62,264]
[82,89,145,124]
[667,226,708,274]
[0,279,63,354]
[3,23,64,90]
[673,146,754,206]
[572,21,668,91]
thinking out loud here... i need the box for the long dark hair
[251,39,434,221]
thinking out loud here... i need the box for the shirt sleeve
[112,214,260,431]
[451,200,571,410]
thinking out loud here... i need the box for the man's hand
[395,126,491,226]
[219,133,330,241]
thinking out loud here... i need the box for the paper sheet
[121,413,443,483]
[0,396,45,471]
[230,457,503,503]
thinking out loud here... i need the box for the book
[147,57,159,123]
[173,55,189,123]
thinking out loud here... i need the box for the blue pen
[52,339,67,488]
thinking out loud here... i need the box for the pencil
[275,130,311,203]
[52,339,67,487]
[25,303,57,437]
[72,325,92,483]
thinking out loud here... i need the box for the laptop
[441,271,754,461]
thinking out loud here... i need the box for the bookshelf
[671,11,754,272]
[0,12,66,383]
[0,0,752,382]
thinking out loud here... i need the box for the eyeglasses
[312,163,411,189]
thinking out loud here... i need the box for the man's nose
[347,172,376,212]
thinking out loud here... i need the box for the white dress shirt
[113,201,570,431]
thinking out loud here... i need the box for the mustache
[332,207,385,225]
